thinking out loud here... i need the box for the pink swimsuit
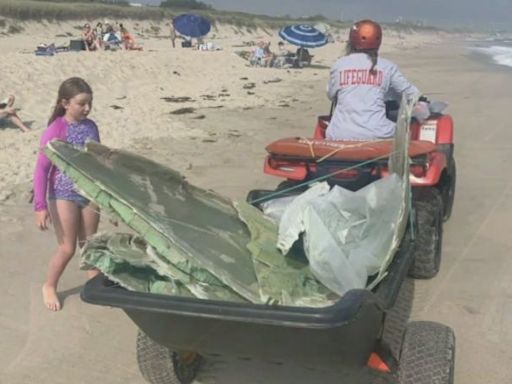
[33,116,100,211]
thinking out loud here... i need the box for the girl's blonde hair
[345,40,379,74]
[48,77,93,125]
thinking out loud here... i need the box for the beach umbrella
[278,24,328,48]
[172,14,211,38]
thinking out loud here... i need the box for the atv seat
[266,137,437,162]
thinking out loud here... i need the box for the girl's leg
[43,200,80,311]
[78,202,100,279]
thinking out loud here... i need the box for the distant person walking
[33,77,101,311]
[170,23,177,48]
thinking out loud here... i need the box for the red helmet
[349,19,382,50]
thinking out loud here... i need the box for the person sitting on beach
[273,41,294,68]
[294,47,313,67]
[249,41,274,67]
[326,19,420,141]
[82,23,98,51]
[262,41,275,67]
[120,26,143,51]
[0,94,30,132]
[249,41,265,66]
[103,25,122,49]
[94,22,104,50]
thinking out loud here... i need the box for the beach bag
[70,39,85,51]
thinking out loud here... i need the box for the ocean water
[469,39,512,68]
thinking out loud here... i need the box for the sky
[137,0,512,30]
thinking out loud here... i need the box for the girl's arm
[33,119,66,211]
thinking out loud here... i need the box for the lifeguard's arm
[327,64,340,101]
[389,64,420,100]
[33,122,65,211]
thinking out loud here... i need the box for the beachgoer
[249,41,265,66]
[120,26,143,51]
[295,47,312,67]
[0,94,30,132]
[326,19,420,140]
[82,23,97,51]
[33,77,101,311]
[103,25,122,49]
[262,41,275,67]
[170,23,176,48]
[94,22,104,49]
[273,41,294,68]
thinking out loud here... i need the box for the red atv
[263,100,456,279]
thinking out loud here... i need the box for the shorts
[48,192,90,208]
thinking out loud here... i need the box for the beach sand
[1,19,512,383]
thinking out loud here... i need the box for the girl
[326,19,420,140]
[33,77,100,311]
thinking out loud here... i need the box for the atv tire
[409,187,443,279]
[398,321,455,384]
[136,330,203,384]
[439,158,456,222]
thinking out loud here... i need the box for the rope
[249,147,404,205]
[316,140,387,163]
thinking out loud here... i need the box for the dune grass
[0,0,439,35]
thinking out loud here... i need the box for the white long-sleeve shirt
[326,53,419,140]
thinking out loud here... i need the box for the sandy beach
[1,18,512,383]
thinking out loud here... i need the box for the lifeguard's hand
[412,101,430,123]
[35,210,51,231]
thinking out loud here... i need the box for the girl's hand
[35,210,51,230]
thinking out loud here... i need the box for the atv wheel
[398,321,455,384]
[439,158,456,222]
[409,188,443,279]
[136,330,203,384]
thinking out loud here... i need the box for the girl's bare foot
[42,283,61,311]
[7,94,15,107]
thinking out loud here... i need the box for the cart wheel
[398,321,455,384]
[409,188,443,279]
[136,330,203,384]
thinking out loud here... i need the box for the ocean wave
[471,45,512,68]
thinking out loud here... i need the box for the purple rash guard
[33,116,100,211]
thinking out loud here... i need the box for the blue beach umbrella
[173,14,211,38]
[279,24,328,48]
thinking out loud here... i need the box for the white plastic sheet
[277,175,404,295]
